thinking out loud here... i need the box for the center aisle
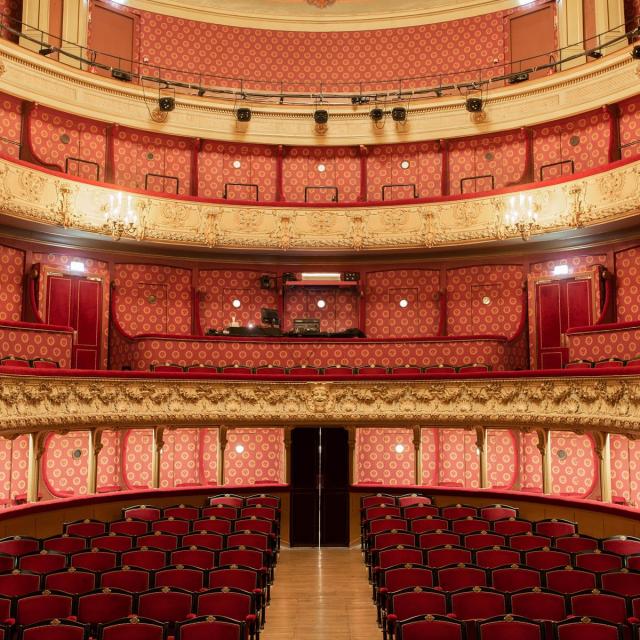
[262,547,381,640]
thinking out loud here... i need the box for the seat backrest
[388,588,448,620]
[535,519,577,538]
[417,532,460,549]
[477,615,544,640]
[371,532,416,551]
[410,518,450,534]
[208,566,259,591]
[100,568,151,593]
[0,536,40,556]
[440,505,478,520]
[136,534,180,552]
[108,520,149,536]
[575,552,623,574]
[426,547,472,568]
[378,547,424,569]
[16,591,75,625]
[137,588,195,623]
[479,505,519,521]
[196,588,254,618]
[361,495,396,509]
[70,551,118,572]
[181,534,224,551]
[491,566,541,592]
[449,587,506,620]
[451,519,491,535]
[554,617,622,640]
[555,535,599,553]
[0,570,41,596]
[525,549,572,571]
[170,548,216,570]
[21,620,88,640]
[493,519,533,536]
[175,616,242,640]
[42,537,87,555]
[510,588,567,621]
[395,613,464,640]
[122,506,161,522]
[569,591,628,624]
[98,617,166,640]
[602,536,640,556]
[402,506,439,520]
[437,565,488,591]
[382,565,434,592]
[155,566,205,591]
[121,550,167,571]
[19,552,68,574]
[462,533,506,550]
[65,521,107,538]
[208,495,244,508]
[232,519,273,536]
[369,518,409,535]
[192,518,233,535]
[545,568,597,594]
[151,520,190,536]
[225,533,270,552]
[45,569,96,595]
[90,535,134,553]
[162,506,200,521]
[475,548,521,569]
[508,534,552,551]
[77,589,134,625]
[396,495,432,508]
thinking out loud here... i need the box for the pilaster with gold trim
[413,426,422,485]
[27,431,46,503]
[151,427,164,489]
[87,428,103,495]
[476,426,488,489]
[218,426,228,486]
[536,428,552,495]
[593,431,612,503]
[347,426,356,485]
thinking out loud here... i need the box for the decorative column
[476,427,488,489]
[594,432,612,503]
[558,0,586,70]
[26,432,45,503]
[151,427,164,489]
[413,426,422,485]
[20,0,50,53]
[87,429,103,495]
[60,0,89,68]
[218,426,228,486]
[536,428,552,494]
[594,0,627,54]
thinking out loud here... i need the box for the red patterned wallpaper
[446,265,524,336]
[30,106,107,180]
[0,244,24,322]
[198,141,277,201]
[114,128,192,195]
[160,428,199,488]
[532,110,610,180]
[0,94,21,158]
[610,434,640,507]
[97,430,123,491]
[0,325,72,367]
[421,428,438,486]
[201,428,219,486]
[33,252,110,369]
[123,429,154,489]
[0,0,21,42]
[114,263,192,336]
[615,245,640,323]
[625,0,640,29]
[283,287,359,333]
[438,428,480,489]
[43,432,89,497]
[356,428,415,485]
[486,429,517,489]
[567,326,640,362]
[550,431,597,497]
[283,146,360,202]
[519,431,543,492]
[619,95,640,159]
[0,435,29,507]
[367,142,441,201]
[449,130,526,195]
[198,269,278,332]
[365,269,440,338]
[224,428,284,486]
[121,10,509,92]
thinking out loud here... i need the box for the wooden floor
[262,547,381,640]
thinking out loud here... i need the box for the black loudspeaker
[314,110,329,124]
[259,275,272,289]
[159,97,175,112]
[466,97,483,112]
[237,108,252,122]
[111,68,132,82]
[391,107,407,122]
[632,45,640,60]
[370,108,384,122]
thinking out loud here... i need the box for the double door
[290,427,350,547]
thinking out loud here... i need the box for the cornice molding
[1,154,639,253]
[0,41,638,145]
[1,372,639,434]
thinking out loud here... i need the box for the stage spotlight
[508,72,529,84]
[370,108,384,122]
[587,49,603,59]
[237,108,252,122]
[314,109,329,124]
[391,107,407,122]
[158,96,175,112]
[38,45,55,56]
[351,96,370,105]
[465,97,483,112]
[111,68,132,82]
[632,45,640,59]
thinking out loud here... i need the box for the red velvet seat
[16,591,75,626]
[508,534,552,551]
[192,517,233,535]
[175,616,242,640]
[226,533,271,553]
[70,551,118,572]
[370,532,417,555]
[368,518,409,537]
[162,506,201,521]
[30,358,60,369]
[358,365,388,375]
[477,615,544,640]
[365,506,402,521]
[196,588,259,640]
[602,537,640,557]
[600,570,640,597]
[21,619,88,640]
[594,358,625,368]
[555,534,600,553]
[98,617,166,640]
[450,586,507,621]
[376,547,424,572]
[451,518,491,535]
[208,495,244,508]
[181,533,225,551]
[440,505,478,520]
[201,505,239,520]
[151,364,185,373]
[361,495,396,509]
[458,363,491,373]
[417,531,461,549]
[0,536,40,556]
[42,536,87,555]
[375,564,434,625]
[151,520,191,536]
[90,535,134,553]
[525,549,572,571]
[171,547,216,570]
[0,554,14,572]
[570,591,628,625]
[184,364,220,374]
[136,534,180,551]
[426,546,472,568]
[287,365,321,376]
[510,588,567,621]
[108,520,149,537]
[19,552,67,574]
[535,519,577,538]
[462,532,506,550]
[402,505,439,520]
[479,505,519,521]
[396,495,432,508]
[395,614,464,640]
[437,564,488,591]
[575,552,624,574]
[122,506,162,522]
[65,520,107,538]
[493,519,533,536]
[121,549,167,571]
[390,365,422,375]
[475,548,521,568]
[76,589,134,628]
[245,495,280,509]
[423,364,457,373]
[323,365,357,376]
[410,517,449,533]
[220,365,254,374]
[385,588,448,640]
[137,588,195,625]
[155,565,205,591]
[565,360,594,369]
[545,567,598,594]
[0,571,41,596]
[491,566,541,592]
[240,506,277,521]
[208,566,265,620]
[254,366,286,375]
[0,356,30,367]
[45,569,96,595]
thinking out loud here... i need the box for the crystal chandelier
[503,193,540,241]
[103,192,138,240]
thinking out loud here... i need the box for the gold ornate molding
[1,154,640,253]
[0,41,638,145]
[1,372,640,435]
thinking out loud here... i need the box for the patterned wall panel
[0,93,22,157]
[615,245,640,323]
[33,252,110,369]
[355,428,415,485]
[97,430,123,491]
[449,130,526,195]
[125,10,508,92]
[611,434,640,507]
[160,428,200,488]
[0,325,72,366]
[530,255,609,278]
[438,428,480,489]
[198,141,277,201]
[420,428,438,486]
[0,435,28,506]
[486,429,517,489]
[114,263,192,336]
[0,0,22,42]
[550,431,597,496]
[30,105,107,180]
[365,269,440,338]
[198,269,278,333]
[532,110,610,180]
[283,287,359,333]
[123,429,154,489]
[446,265,524,337]
[43,432,90,497]
[367,142,441,201]
[620,94,640,159]
[519,431,543,492]
[200,428,219,485]
[224,428,284,486]
[113,128,191,195]
[282,146,360,203]
[0,244,24,322]
[567,326,640,362]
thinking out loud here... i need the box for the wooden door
[320,427,349,547]
[509,3,556,80]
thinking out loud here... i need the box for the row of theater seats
[565,358,640,369]
[360,494,640,639]
[0,494,281,640]
[0,357,59,369]
[150,363,491,375]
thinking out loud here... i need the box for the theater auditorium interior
[3,0,640,637]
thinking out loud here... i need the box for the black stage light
[111,68,132,82]
[158,96,175,112]
[508,72,529,84]
[313,109,329,124]
[237,107,252,122]
[632,45,640,60]
[587,49,603,59]
[370,108,384,122]
[259,275,272,289]
[197,88,206,97]
[391,107,407,122]
[282,272,296,283]
[465,97,483,112]
[38,45,55,56]
[351,96,370,105]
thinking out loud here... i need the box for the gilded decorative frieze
[0,155,640,253]
[1,373,640,434]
